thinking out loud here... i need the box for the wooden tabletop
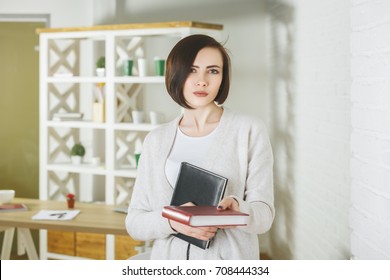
[0,198,128,235]
[36,21,223,34]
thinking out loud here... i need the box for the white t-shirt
[165,127,218,187]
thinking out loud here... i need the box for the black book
[170,162,228,249]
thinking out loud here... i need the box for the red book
[162,205,249,227]
[0,203,28,212]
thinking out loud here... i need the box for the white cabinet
[38,21,222,259]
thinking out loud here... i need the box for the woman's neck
[180,105,223,137]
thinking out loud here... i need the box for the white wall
[265,0,351,259]
[266,0,390,260]
[350,0,390,259]
[0,0,93,27]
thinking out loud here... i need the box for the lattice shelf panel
[48,83,80,119]
[115,130,147,169]
[48,127,80,163]
[115,177,135,207]
[48,39,80,76]
[48,171,79,200]
[115,36,144,76]
[115,83,142,122]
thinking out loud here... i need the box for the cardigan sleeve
[234,119,275,234]
[125,131,176,241]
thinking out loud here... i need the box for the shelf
[114,167,138,178]
[47,163,140,179]
[47,76,165,84]
[48,121,161,131]
[47,76,106,83]
[47,120,106,129]
[114,76,165,84]
[47,163,107,175]
[114,123,160,131]
[36,21,223,34]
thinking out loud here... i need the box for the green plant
[96,56,105,68]
[70,143,85,157]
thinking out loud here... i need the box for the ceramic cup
[123,59,134,76]
[149,111,164,125]
[91,157,101,166]
[132,110,144,124]
[135,153,141,168]
[154,58,165,76]
[137,58,147,77]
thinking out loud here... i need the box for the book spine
[162,207,192,225]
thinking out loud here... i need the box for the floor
[11,252,271,260]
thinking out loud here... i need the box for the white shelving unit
[37,21,222,260]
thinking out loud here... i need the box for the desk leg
[18,228,39,260]
[17,228,26,255]
[106,234,115,260]
[1,228,15,260]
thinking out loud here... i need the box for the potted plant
[70,143,85,164]
[66,193,75,209]
[96,56,105,77]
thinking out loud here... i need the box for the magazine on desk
[32,210,80,220]
[0,203,28,212]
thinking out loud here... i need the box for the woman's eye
[209,69,220,74]
[190,68,197,73]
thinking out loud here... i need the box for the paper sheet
[32,210,80,220]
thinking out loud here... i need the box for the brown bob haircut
[165,34,231,109]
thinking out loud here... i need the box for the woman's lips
[193,91,208,97]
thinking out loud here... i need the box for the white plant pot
[71,156,83,165]
[96,68,105,77]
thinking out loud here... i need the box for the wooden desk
[0,198,128,260]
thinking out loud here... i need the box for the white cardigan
[126,108,275,259]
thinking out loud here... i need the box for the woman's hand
[168,202,218,241]
[169,219,218,241]
[217,196,240,211]
[216,196,240,229]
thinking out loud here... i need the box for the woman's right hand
[169,219,218,241]
[168,202,218,241]
[169,220,218,241]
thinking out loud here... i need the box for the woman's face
[183,47,223,109]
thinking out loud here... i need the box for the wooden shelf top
[36,21,223,34]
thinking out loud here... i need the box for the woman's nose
[196,74,208,87]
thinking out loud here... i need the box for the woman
[126,34,274,259]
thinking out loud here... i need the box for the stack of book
[162,162,249,250]
[52,112,84,121]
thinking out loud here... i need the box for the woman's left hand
[216,197,240,229]
[217,196,240,211]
